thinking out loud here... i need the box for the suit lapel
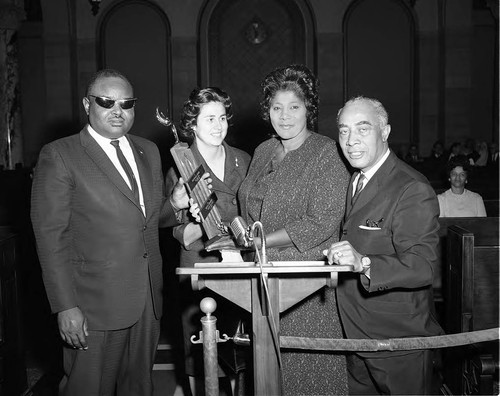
[191,141,242,195]
[80,128,143,215]
[128,136,151,218]
[221,142,246,193]
[346,152,397,218]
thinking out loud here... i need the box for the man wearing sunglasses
[31,69,189,396]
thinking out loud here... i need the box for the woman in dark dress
[237,64,350,395]
[166,87,251,395]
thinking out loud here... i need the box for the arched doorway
[199,0,315,153]
[98,1,173,168]
[344,0,416,154]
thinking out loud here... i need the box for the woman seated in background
[165,87,251,395]
[448,141,462,160]
[237,64,350,395]
[438,155,486,217]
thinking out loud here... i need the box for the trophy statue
[156,109,238,252]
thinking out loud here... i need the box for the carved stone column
[0,0,25,169]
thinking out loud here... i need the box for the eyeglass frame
[88,95,137,110]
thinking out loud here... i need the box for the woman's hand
[170,172,213,212]
[189,199,202,222]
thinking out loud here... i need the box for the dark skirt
[280,287,348,395]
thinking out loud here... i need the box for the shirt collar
[362,148,390,182]
[87,125,129,148]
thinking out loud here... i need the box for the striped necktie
[351,173,366,207]
[110,140,140,203]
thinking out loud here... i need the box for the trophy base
[205,234,238,252]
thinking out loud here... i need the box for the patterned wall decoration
[202,0,312,153]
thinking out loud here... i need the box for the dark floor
[19,325,238,396]
[21,339,186,396]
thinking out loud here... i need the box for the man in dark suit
[325,96,443,395]
[31,69,189,396]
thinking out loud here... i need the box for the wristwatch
[361,255,371,274]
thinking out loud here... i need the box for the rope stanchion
[280,327,499,352]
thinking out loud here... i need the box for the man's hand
[57,307,88,350]
[170,177,189,210]
[323,241,363,272]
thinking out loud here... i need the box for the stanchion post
[191,297,228,396]
[201,298,218,396]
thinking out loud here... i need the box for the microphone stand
[250,221,267,266]
[249,222,282,373]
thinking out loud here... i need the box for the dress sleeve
[437,193,446,217]
[476,194,487,217]
[285,142,350,252]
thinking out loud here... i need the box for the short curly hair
[260,64,319,131]
[179,87,233,143]
[447,154,471,175]
[85,69,132,97]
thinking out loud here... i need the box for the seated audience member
[474,140,488,167]
[424,140,447,184]
[462,138,479,166]
[430,140,446,160]
[404,143,423,165]
[488,142,498,164]
[448,141,462,160]
[487,141,498,170]
[437,155,486,217]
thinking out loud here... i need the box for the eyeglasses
[88,95,137,110]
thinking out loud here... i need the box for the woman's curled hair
[179,87,233,143]
[260,64,319,131]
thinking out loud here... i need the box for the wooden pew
[441,218,499,395]
[484,199,499,217]
[434,218,499,308]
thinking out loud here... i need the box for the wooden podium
[177,261,352,395]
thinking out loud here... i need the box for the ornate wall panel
[200,0,315,153]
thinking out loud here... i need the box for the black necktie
[110,140,140,203]
[351,173,366,207]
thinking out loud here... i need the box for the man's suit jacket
[31,127,177,331]
[336,151,443,356]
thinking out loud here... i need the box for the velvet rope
[280,327,499,352]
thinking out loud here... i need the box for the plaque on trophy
[156,109,233,249]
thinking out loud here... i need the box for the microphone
[230,216,253,248]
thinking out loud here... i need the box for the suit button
[232,198,237,205]
[342,230,347,235]
[143,225,147,230]
[143,253,148,258]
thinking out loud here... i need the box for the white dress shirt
[88,126,146,216]
[352,148,391,195]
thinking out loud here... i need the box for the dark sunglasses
[88,95,137,110]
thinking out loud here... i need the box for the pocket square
[359,225,381,230]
